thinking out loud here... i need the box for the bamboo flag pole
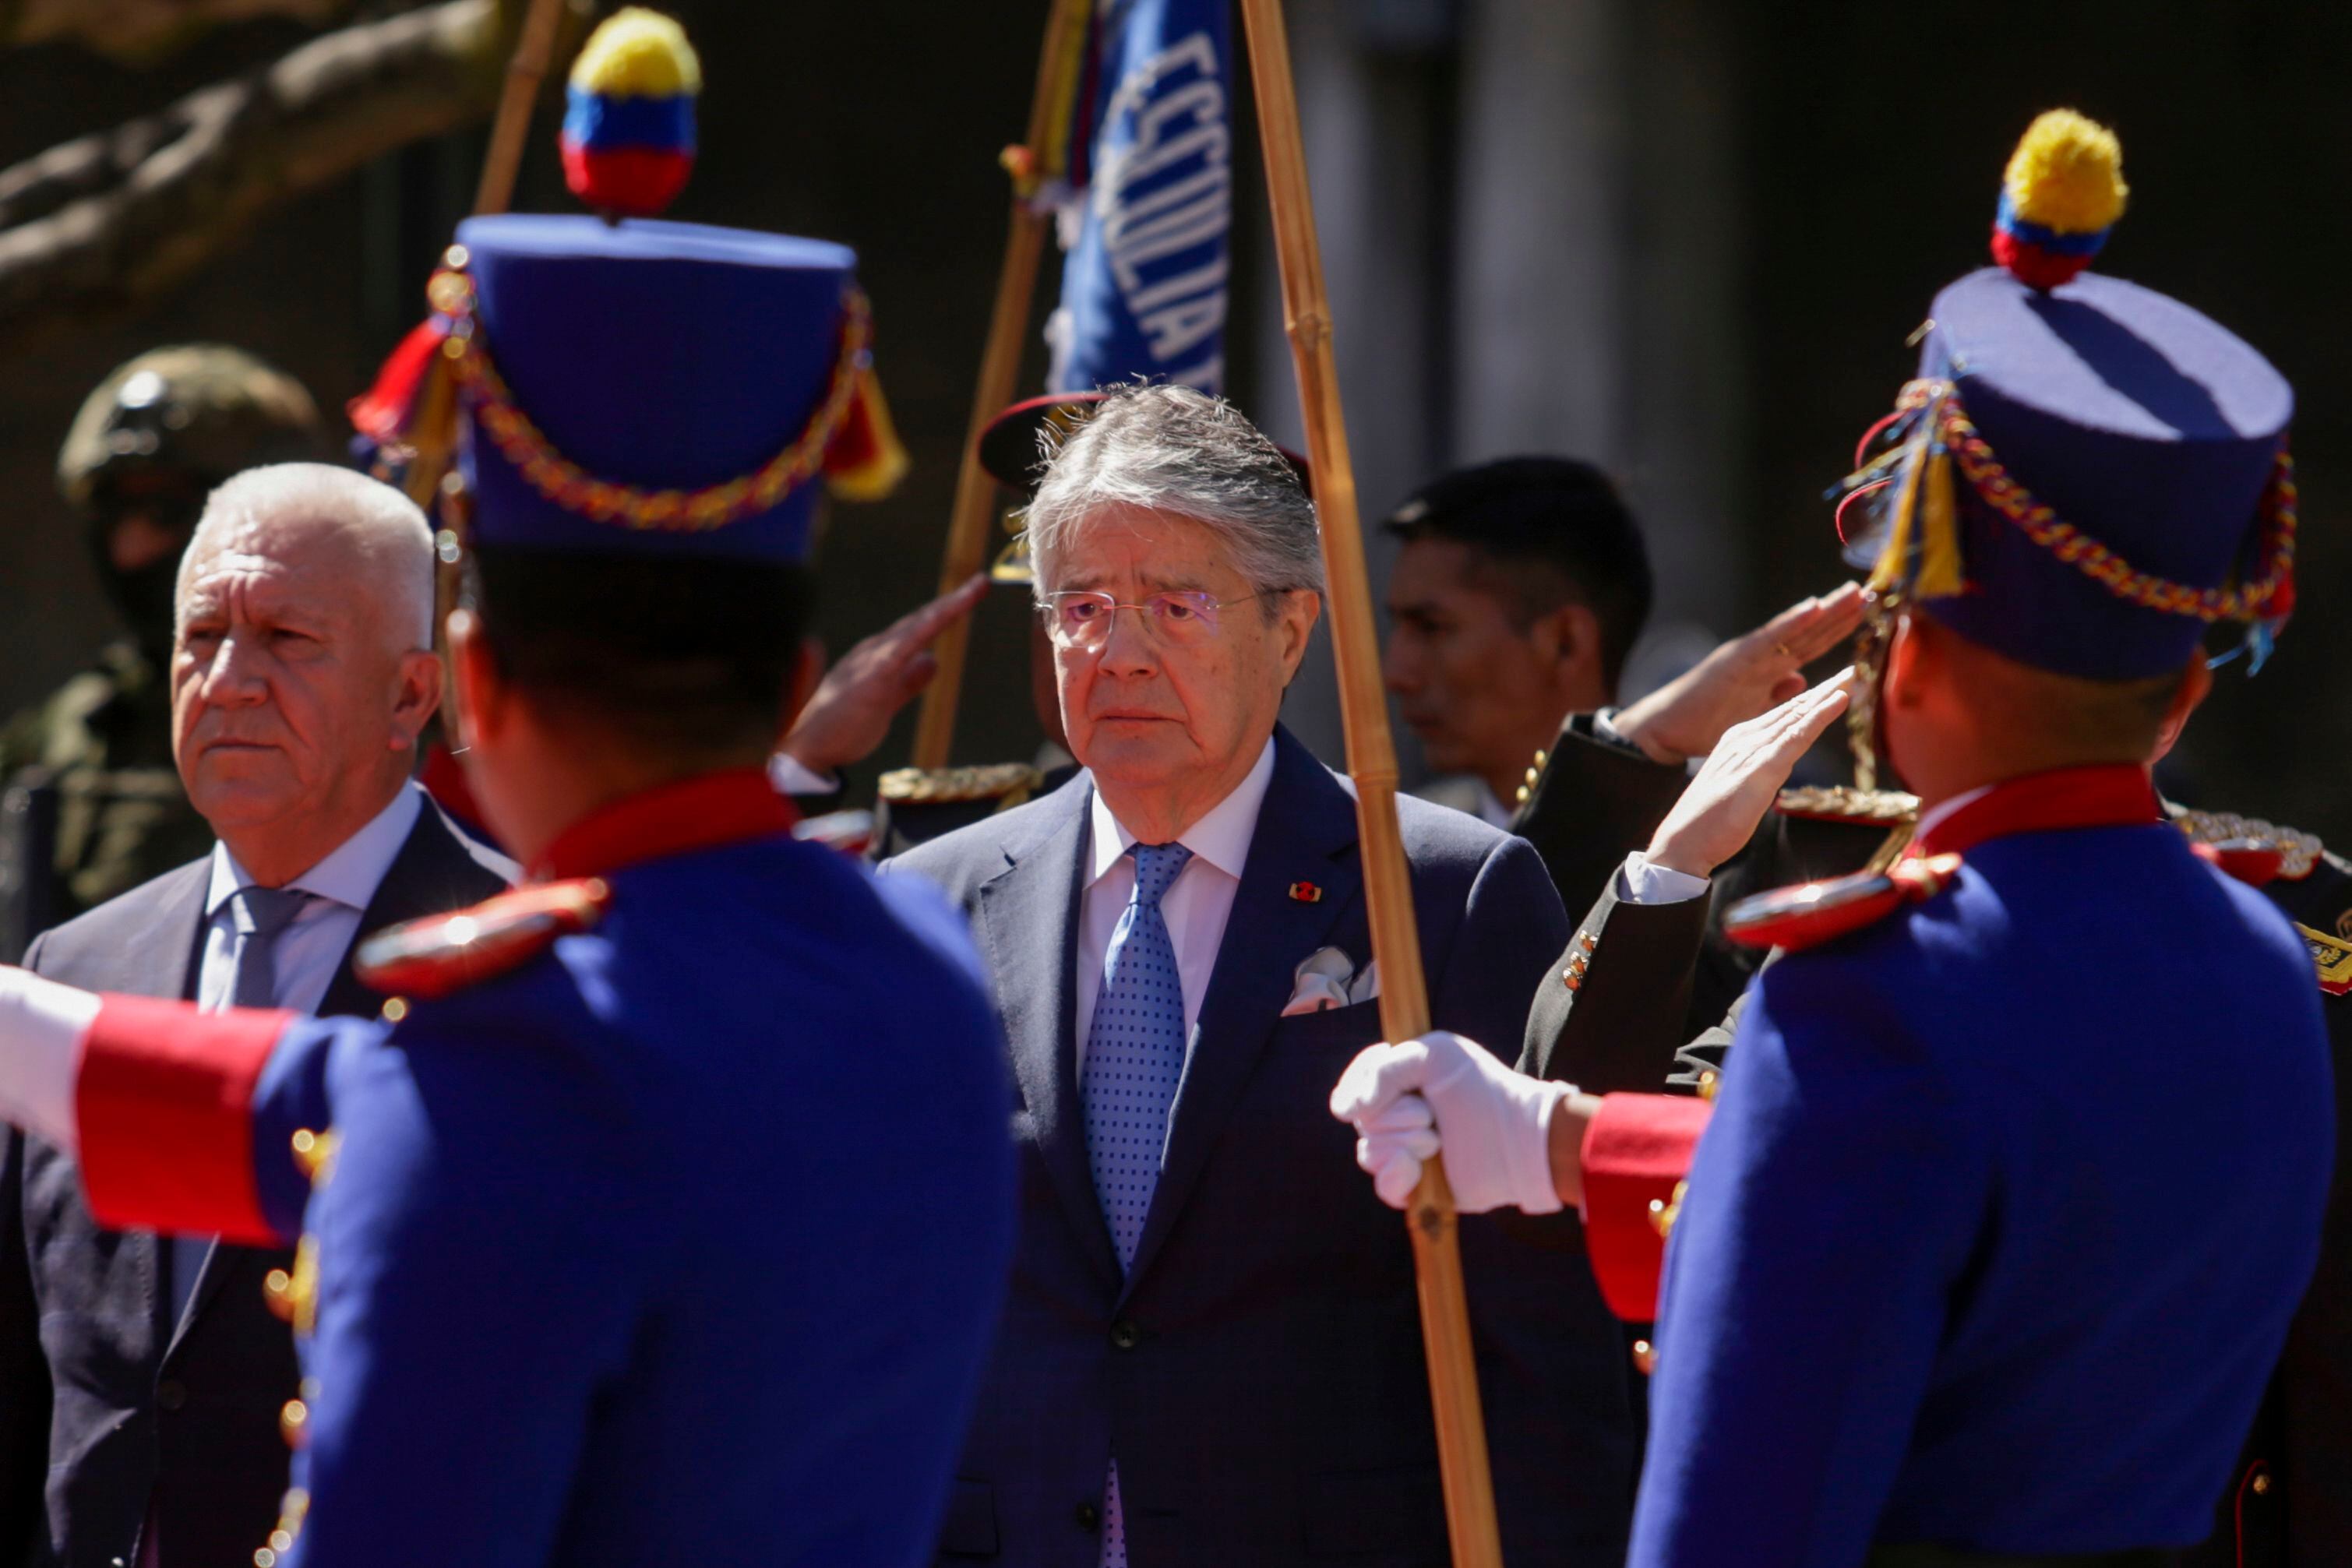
[1236,2,1505,1564]
[472,0,570,217]
[908,0,1093,771]
[403,0,570,516]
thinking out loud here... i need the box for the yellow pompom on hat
[1991,108,2128,288]
[569,7,701,98]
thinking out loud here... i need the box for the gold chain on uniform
[1890,379,2297,624]
[423,250,869,533]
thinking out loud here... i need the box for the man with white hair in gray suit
[0,463,511,1568]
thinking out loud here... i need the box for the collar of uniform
[1088,735,1276,886]
[531,767,799,883]
[206,781,424,916]
[1911,763,2160,860]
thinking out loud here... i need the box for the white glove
[0,966,99,1153]
[1328,1031,1571,1215]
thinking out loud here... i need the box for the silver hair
[181,463,436,651]
[1024,383,1324,610]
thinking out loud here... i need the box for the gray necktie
[225,884,313,1009]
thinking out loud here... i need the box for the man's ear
[389,649,443,753]
[1883,611,1932,710]
[2149,654,2215,764]
[1532,601,1601,678]
[1275,590,1322,684]
[446,608,499,755]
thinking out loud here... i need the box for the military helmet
[57,344,326,513]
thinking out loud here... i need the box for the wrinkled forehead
[180,508,375,614]
[1049,504,1240,591]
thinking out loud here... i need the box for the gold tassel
[823,366,913,502]
[1914,446,1964,598]
[1867,419,1929,594]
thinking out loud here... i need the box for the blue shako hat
[1839,111,2297,681]
[443,214,904,564]
[344,11,906,564]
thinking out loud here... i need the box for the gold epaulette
[353,879,612,1001]
[2174,809,2325,881]
[1775,784,1921,826]
[1723,852,1963,953]
[877,762,1044,809]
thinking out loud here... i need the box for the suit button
[154,1379,187,1412]
[1109,1320,1141,1351]
[1075,1501,1101,1532]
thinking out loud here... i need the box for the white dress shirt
[1076,738,1277,1070]
[142,783,433,1567]
[197,782,426,1020]
[170,784,426,1334]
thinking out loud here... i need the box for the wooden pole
[908,0,1091,770]
[1236,2,1504,1564]
[472,0,569,217]
[402,0,569,517]
[413,0,569,717]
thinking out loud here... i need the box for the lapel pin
[1289,882,1323,903]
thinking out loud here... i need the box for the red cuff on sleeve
[76,995,293,1246]
[1581,1093,1712,1322]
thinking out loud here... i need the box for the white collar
[207,782,425,916]
[1088,736,1278,887]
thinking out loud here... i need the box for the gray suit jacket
[0,800,507,1568]
[888,726,1635,1568]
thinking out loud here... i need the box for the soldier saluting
[1332,110,2333,1568]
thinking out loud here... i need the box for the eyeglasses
[1040,589,1267,650]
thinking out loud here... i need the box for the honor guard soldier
[1,348,326,957]
[0,13,1015,1567]
[1332,110,2334,1568]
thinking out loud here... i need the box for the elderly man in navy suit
[0,463,511,1568]
[889,384,1633,1567]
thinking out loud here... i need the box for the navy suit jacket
[0,802,508,1568]
[889,726,1635,1567]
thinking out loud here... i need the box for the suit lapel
[171,803,508,1358]
[127,862,214,1362]
[1122,729,1361,1294]
[975,782,1122,1289]
[317,802,510,1020]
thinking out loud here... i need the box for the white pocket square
[1283,947,1381,1016]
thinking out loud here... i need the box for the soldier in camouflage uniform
[0,347,326,956]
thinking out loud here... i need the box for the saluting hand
[1644,668,1856,879]
[781,574,989,777]
[1610,581,1867,765]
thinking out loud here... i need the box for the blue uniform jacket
[84,773,1021,1568]
[1631,804,2334,1566]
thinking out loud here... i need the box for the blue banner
[1045,0,1232,396]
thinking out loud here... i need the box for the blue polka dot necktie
[1081,839,1191,1568]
